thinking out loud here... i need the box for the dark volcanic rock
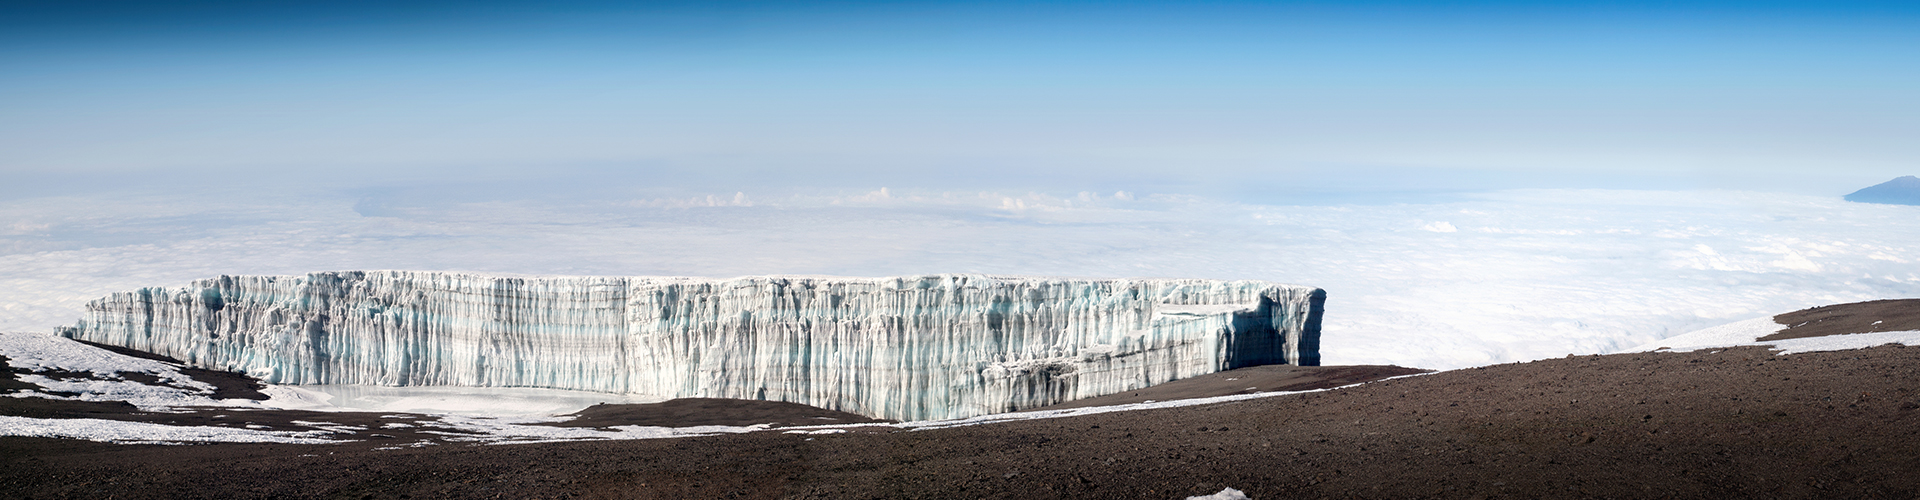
[8,298,1920,499]
[1843,175,1920,205]
[71,339,270,400]
[1028,364,1429,411]
[0,354,48,394]
[545,398,892,428]
[1764,298,1920,341]
[6,345,1920,499]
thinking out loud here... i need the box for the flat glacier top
[191,270,1313,287]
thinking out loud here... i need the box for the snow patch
[1621,317,1920,355]
[1622,317,1784,353]
[1765,330,1920,355]
[0,416,342,445]
[1188,487,1251,500]
[285,385,664,417]
[0,331,252,410]
[417,415,771,445]
[783,428,847,435]
[0,331,211,391]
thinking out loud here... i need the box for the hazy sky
[5,0,1917,202]
[5,1,1920,369]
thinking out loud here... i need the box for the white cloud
[2,188,1916,370]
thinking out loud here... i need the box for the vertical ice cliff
[59,272,1323,420]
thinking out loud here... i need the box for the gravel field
[4,300,1917,499]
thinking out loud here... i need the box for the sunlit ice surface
[3,187,1916,371]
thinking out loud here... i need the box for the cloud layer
[3,188,1916,370]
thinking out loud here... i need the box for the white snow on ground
[0,416,341,445]
[289,420,368,433]
[0,330,237,409]
[418,416,771,445]
[8,373,219,410]
[283,385,664,417]
[405,382,1362,445]
[1,330,657,416]
[1765,331,1920,355]
[1621,316,1920,354]
[253,385,345,411]
[892,388,1329,432]
[0,330,771,444]
[1188,487,1252,500]
[2,326,1374,444]
[1622,317,1786,353]
[0,331,211,390]
[9,312,1920,445]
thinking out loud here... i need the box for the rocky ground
[1765,298,1920,341]
[4,300,1919,499]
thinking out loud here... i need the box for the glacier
[56,272,1323,421]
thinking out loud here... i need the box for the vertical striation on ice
[58,272,1323,420]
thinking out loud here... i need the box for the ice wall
[58,272,1322,420]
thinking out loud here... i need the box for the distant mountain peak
[1843,176,1920,206]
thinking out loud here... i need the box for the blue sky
[4,2,1920,369]
[3,0,1918,201]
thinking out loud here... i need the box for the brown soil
[0,396,460,442]
[1028,364,1430,411]
[7,298,1920,499]
[1764,298,1920,341]
[548,398,892,428]
[5,344,1919,499]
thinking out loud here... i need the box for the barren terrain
[4,300,1918,499]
